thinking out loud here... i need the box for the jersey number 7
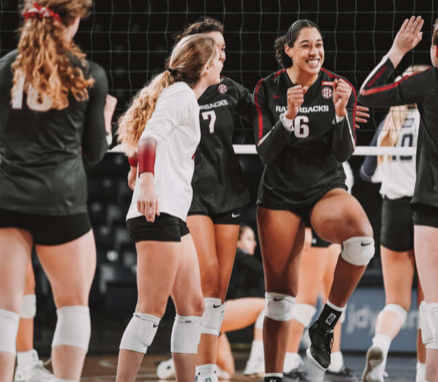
[202,110,217,133]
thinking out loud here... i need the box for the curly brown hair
[11,0,94,110]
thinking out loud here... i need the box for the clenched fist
[285,85,308,120]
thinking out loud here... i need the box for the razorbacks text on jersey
[0,50,109,216]
[361,107,419,199]
[254,68,357,208]
[190,77,252,215]
[359,56,438,207]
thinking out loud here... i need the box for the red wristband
[138,139,157,176]
[128,153,138,167]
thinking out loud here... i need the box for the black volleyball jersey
[254,68,356,208]
[0,50,109,216]
[190,77,252,214]
[359,56,438,207]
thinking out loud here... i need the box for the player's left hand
[355,105,370,129]
[333,79,352,118]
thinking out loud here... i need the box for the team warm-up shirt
[360,108,419,199]
[0,50,108,215]
[191,77,252,214]
[254,68,356,208]
[127,82,200,222]
[359,56,438,207]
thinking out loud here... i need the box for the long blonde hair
[117,34,218,157]
[11,0,93,110]
[377,64,428,164]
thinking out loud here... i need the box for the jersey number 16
[12,75,53,111]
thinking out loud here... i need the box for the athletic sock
[283,352,301,373]
[416,362,426,382]
[328,351,344,373]
[318,300,345,330]
[372,333,391,357]
[16,349,39,369]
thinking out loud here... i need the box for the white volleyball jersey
[127,82,200,222]
[379,108,419,199]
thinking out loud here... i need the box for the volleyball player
[116,34,223,382]
[359,16,438,376]
[253,20,375,381]
[14,264,53,381]
[360,68,427,382]
[169,17,253,382]
[0,1,116,381]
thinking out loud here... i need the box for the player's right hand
[392,16,424,55]
[286,85,308,120]
[137,173,160,222]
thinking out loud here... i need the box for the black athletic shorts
[259,184,347,227]
[188,207,244,225]
[0,207,91,246]
[311,228,331,248]
[127,213,190,243]
[413,203,438,229]
[381,197,414,252]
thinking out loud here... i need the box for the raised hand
[104,94,118,135]
[333,79,352,118]
[388,16,424,67]
[285,85,308,120]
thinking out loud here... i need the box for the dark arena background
[0,0,436,380]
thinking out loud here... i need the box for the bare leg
[16,263,36,353]
[312,189,373,308]
[116,240,181,382]
[171,234,204,382]
[415,226,438,382]
[187,216,220,367]
[257,207,304,374]
[217,334,235,376]
[221,298,265,332]
[0,228,32,382]
[36,230,96,381]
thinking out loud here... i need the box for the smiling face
[237,226,257,255]
[285,27,324,75]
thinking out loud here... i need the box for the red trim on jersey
[273,68,286,79]
[254,79,265,140]
[360,68,429,96]
[365,66,387,88]
[321,68,357,143]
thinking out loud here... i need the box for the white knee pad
[171,314,202,354]
[20,294,36,319]
[426,302,438,350]
[291,303,316,327]
[341,237,375,266]
[201,298,225,336]
[255,310,265,330]
[382,304,407,326]
[52,306,91,352]
[120,313,160,353]
[339,304,347,324]
[0,309,19,354]
[265,292,295,322]
[420,302,434,346]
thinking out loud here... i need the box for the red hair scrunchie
[23,2,61,23]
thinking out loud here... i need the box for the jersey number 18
[12,75,53,111]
